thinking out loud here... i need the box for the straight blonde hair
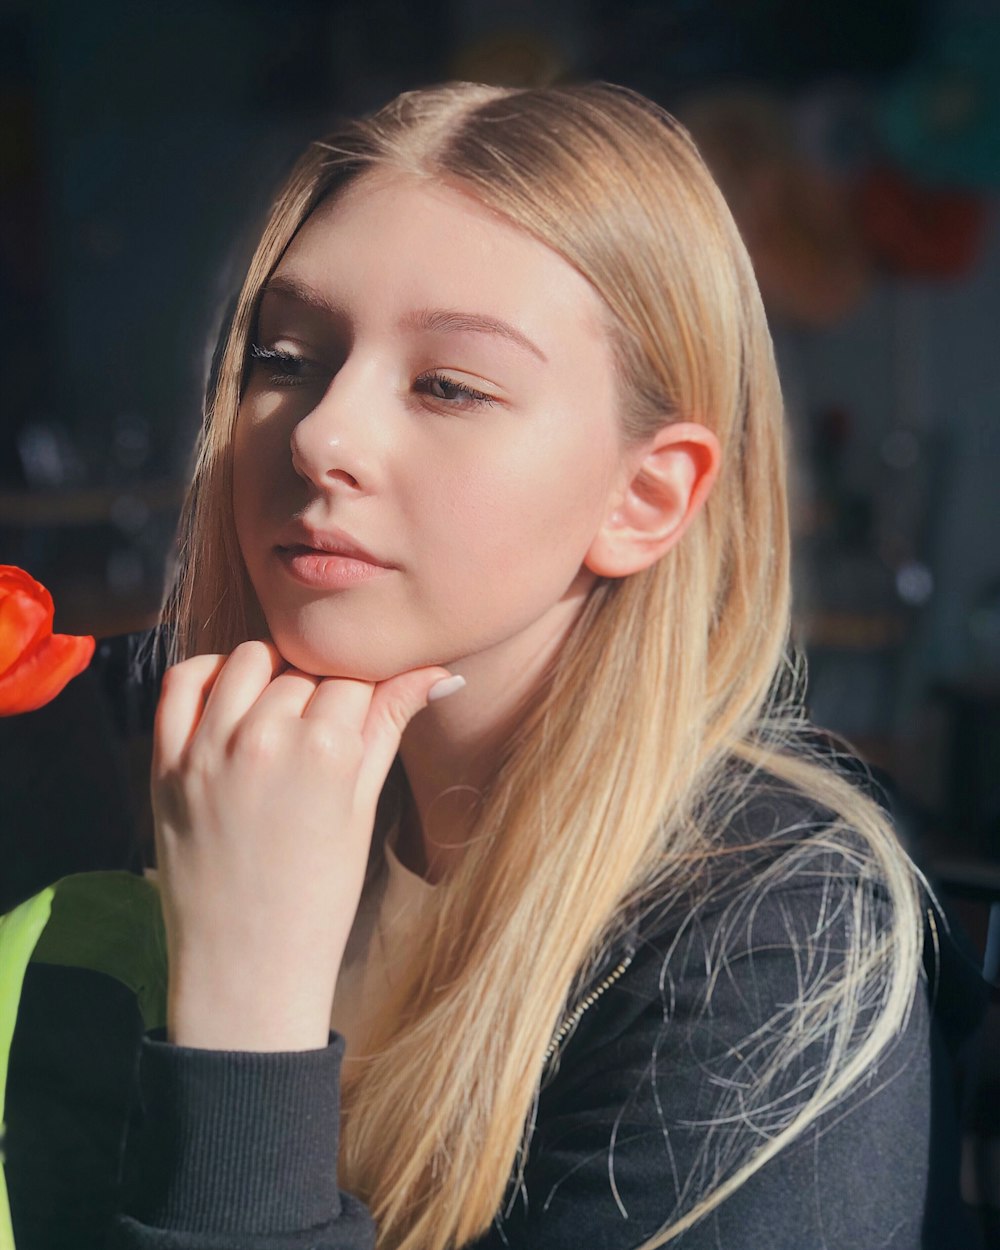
[156,82,924,1248]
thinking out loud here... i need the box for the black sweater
[5,774,976,1250]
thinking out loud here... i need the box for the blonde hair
[156,82,923,1248]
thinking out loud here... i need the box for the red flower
[0,565,95,716]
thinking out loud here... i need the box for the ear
[584,422,720,578]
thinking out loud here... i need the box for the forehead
[272,169,612,353]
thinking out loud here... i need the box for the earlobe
[584,422,720,579]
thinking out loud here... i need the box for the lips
[271,521,398,592]
[275,523,394,569]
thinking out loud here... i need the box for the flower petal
[0,589,51,678]
[0,565,55,624]
[0,565,52,598]
[0,632,96,716]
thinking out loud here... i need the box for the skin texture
[234,172,627,686]
[152,171,720,1050]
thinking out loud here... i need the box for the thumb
[358,667,466,792]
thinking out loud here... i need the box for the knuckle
[302,719,358,764]
[233,718,282,762]
[300,721,337,756]
[160,659,194,688]
[232,640,271,664]
[159,663,181,690]
[182,739,217,779]
[161,654,222,688]
[381,693,415,736]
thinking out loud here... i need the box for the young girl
[6,81,934,1249]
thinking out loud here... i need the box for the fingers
[153,637,466,816]
[195,640,286,745]
[302,666,465,803]
[241,666,321,725]
[357,667,463,796]
[153,652,229,773]
[153,641,284,773]
[300,674,377,730]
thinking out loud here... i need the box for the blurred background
[1,0,999,1236]
[5,0,999,873]
[3,8,1000,881]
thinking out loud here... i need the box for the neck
[394,584,591,883]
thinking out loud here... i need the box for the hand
[150,640,460,1052]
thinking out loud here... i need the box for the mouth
[272,520,398,589]
[274,523,396,570]
[277,542,389,565]
[275,544,394,589]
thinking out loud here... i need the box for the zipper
[542,952,634,1070]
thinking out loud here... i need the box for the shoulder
[624,759,911,968]
[545,759,929,1126]
[522,767,931,1247]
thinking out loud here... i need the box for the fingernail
[427,674,466,702]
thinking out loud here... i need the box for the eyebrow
[399,308,548,362]
[261,276,548,363]
[262,276,343,315]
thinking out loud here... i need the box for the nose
[288,362,380,493]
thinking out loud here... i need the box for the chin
[266,619,429,684]
[272,639,391,682]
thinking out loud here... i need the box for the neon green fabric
[0,889,53,1250]
[0,872,166,1250]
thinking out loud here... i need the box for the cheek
[232,410,286,536]
[422,423,616,582]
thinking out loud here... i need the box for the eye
[415,371,499,411]
[247,343,327,388]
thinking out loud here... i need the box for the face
[233,170,627,681]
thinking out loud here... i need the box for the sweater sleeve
[4,960,374,1250]
[106,1031,375,1250]
[470,879,932,1250]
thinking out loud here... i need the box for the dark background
[3,5,998,883]
[1,0,999,1236]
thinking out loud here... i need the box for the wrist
[167,1016,332,1052]
[167,974,334,1052]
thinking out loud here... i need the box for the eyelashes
[248,343,325,386]
[418,372,498,409]
[247,343,499,411]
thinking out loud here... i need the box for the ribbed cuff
[121,1029,345,1234]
